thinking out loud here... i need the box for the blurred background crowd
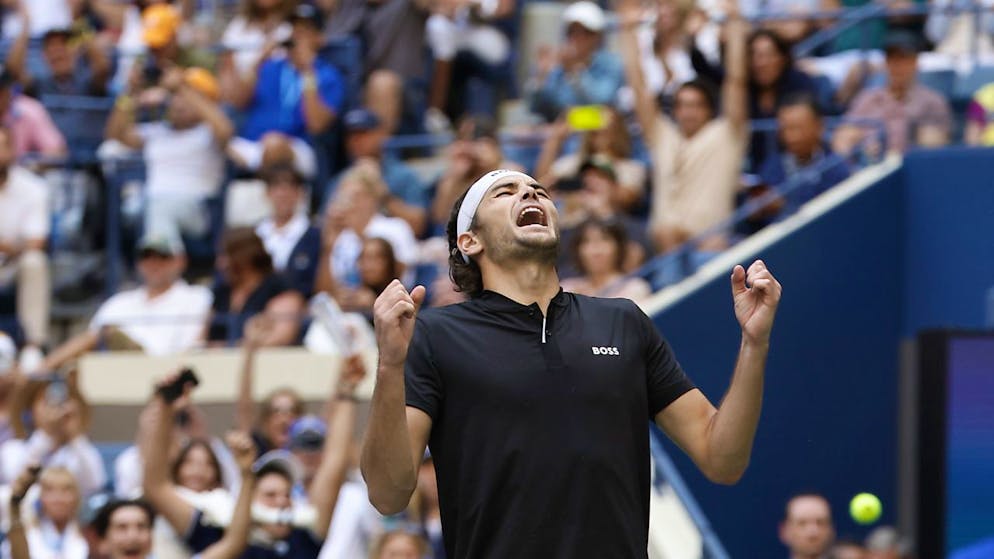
[0,0,991,555]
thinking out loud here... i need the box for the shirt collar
[475,287,570,313]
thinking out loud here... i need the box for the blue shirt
[240,57,344,141]
[529,49,624,121]
[758,147,850,214]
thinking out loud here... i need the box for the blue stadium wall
[649,147,994,557]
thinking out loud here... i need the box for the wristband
[301,74,318,92]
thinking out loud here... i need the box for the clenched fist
[373,280,426,370]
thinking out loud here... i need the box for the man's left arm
[654,260,782,484]
[298,55,341,136]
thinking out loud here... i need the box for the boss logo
[591,346,620,356]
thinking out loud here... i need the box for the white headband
[456,169,534,262]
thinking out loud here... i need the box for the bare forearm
[43,330,100,371]
[7,515,29,559]
[360,365,416,514]
[301,81,334,135]
[704,338,767,483]
[310,390,359,536]
[235,349,256,432]
[141,404,174,491]
[181,87,234,143]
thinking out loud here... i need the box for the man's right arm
[360,281,431,514]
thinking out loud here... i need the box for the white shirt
[0,519,88,559]
[139,123,225,199]
[331,214,418,286]
[256,213,311,272]
[638,28,696,97]
[318,478,383,559]
[1,0,71,38]
[89,281,213,356]
[0,432,106,496]
[113,440,240,499]
[221,16,293,75]
[0,167,50,246]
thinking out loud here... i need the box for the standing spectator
[225,3,344,179]
[40,235,212,372]
[1,376,105,496]
[424,0,515,132]
[106,66,232,241]
[619,0,749,253]
[205,228,305,346]
[964,82,994,146]
[636,0,698,107]
[319,237,404,321]
[779,493,835,559]
[256,165,322,297]
[318,164,418,293]
[330,108,430,237]
[534,106,646,211]
[0,124,51,363]
[2,466,88,559]
[0,71,67,159]
[561,218,652,302]
[5,22,112,97]
[833,32,952,156]
[528,1,624,122]
[220,0,295,75]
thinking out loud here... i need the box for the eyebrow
[490,181,548,196]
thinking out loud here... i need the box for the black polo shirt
[405,289,696,559]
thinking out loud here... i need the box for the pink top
[3,95,67,158]
[845,84,952,154]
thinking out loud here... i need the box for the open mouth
[120,547,145,558]
[516,206,548,228]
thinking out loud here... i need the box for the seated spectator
[2,466,88,559]
[318,164,418,294]
[636,0,698,108]
[619,0,749,253]
[106,66,231,241]
[142,367,360,559]
[236,316,305,455]
[432,115,524,234]
[329,108,430,237]
[206,228,305,346]
[6,22,111,97]
[1,375,105,496]
[0,125,51,363]
[528,1,624,122]
[369,531,431,559]
[40,235,211,371]
[256,165,322,297]
[747,95,850,231]
[779,492,835,559]
[225,3,344,179]
[535,106,646,211]
[327,237,403,322]
[561,218,651,302]
[833,32,952,156]
[424,0,515,132]
[4,468,85,559]
[745,29,819,171]
[220,0,294,75]
[0,71,67,159]
[964,82,994,146]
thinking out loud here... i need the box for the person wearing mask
[779,493,835,559]
[528,1,624,122]
[255,165,322,297]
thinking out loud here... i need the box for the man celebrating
[361,170,782,557]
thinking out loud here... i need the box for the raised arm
[177,84,234,145]
[105,93,145,150]
[198,432,256,559]
[307,355,365,539]
[235,317,268,433]
[81,34,113,94]
[617,0,659,143]
[6,3,31,86]
[361,281,432,514]
[7,465,40,559]
[721,8,749,132]
[655,260,781,484]
[140,378,198,535]
[40,330,100,373]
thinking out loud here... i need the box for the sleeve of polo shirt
[404,317,443,420]
[633,303,695,418]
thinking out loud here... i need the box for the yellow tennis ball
[850,493,882,525]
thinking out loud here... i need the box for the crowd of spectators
[0,0,992,556]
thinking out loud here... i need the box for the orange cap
[184,67,220,101]
[142,4,182,49]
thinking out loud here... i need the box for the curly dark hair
[445,189,484,297]
[91,499,155,538]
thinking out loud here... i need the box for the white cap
[0,332,15,375]
[563,1,606,33]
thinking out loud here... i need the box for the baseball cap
[883,30,922,56]
[580,154,617,181]
[142,4,182,49]
[0,332,15,375]
[253,450,303,485]
[136,234,185,258]
[343,108,382,132]
[289,3,325,30]
[184,68,220,101]
[287,415,326,451]
[563,1,606,33]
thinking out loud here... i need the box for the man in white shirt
[0,125,50,364]
[255,165,321,296]
[40,235,212,371]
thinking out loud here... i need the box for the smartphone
[566,105,608,132]
[157,368,199,404]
